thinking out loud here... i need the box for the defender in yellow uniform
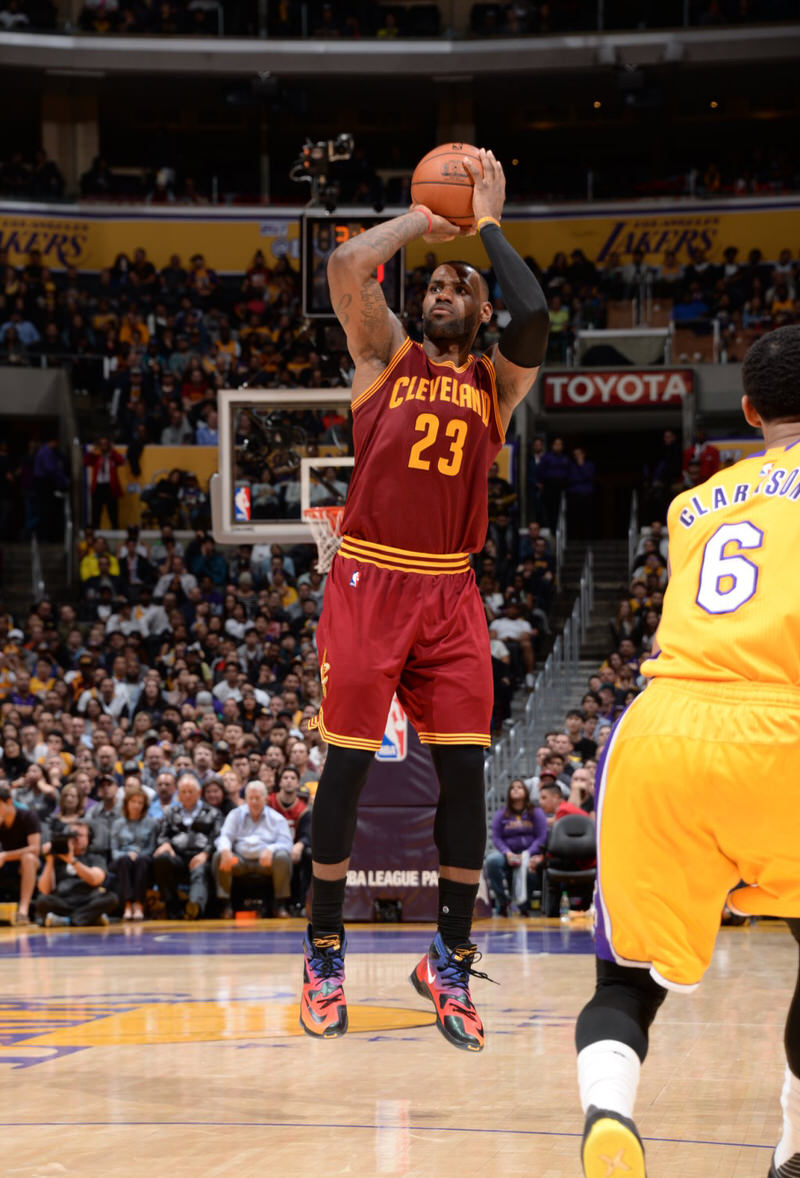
[576,326,800,1178]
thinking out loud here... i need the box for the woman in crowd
[2,734,28,780]
[133,678,168,726]
[110,783,157,920]
[484,779,548,917]
[202,776,235,816]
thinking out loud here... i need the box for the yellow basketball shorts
[594,677,800,991]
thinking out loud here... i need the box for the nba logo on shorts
[234,485,251,522]
[376,695,407,762]
[349,571,360,588]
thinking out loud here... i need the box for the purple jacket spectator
[491,805,548,856]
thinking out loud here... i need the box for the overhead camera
[290,133,354,210]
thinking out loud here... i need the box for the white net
[303,506,345,574]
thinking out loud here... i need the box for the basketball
[410,143,483,227]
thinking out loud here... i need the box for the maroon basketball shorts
[310,538,493,752]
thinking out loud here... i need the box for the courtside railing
[554,492,566,587]
[627,489,639,579]
[484,547,594,822]
[31,534,45,602]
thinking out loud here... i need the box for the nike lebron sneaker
[299,925,348,1039]
[410,930,489,1052]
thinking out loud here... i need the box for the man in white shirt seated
[212,661,244,705]
[489,597,537,688]
[212,780,293,918]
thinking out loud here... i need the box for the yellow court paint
[20,1001,436,1047]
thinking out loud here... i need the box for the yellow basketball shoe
[581,1105,646,1178]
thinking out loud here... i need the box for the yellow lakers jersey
[642,442,800,684]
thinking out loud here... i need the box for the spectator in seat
[35,820,118,927]
[212,779,292,918]
[672,284,710,328]
[87,773,123,863]
[267,766,307,837]
[0,0,30,29]
[148,769,177,822]
[484,779,547,916]
[489,597,536,688]
[538,780,590,829]
[111,782,157,921]
[0,781,40,924]
[565,708,596,762]
[154,554,197,601]
[13,762,57,823]
[152,772,221,918]
[568,766,595,814]
[682,427,720,480]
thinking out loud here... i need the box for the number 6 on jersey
[696,521,764,614]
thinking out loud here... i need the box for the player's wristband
[412,206,433,234]
[477,216,502,231]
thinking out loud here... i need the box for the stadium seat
[541,814,596,917]
[606,300,635,329]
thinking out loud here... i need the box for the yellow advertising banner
[3,196,800,273]
[405,199,800,269]
[0,209,300,272]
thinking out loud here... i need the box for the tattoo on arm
[334,293,352,327]
[360,279,385,328]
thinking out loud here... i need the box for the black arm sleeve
[480,222,549,368]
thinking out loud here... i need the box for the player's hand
[464,148,505,226]
[410,205,470,243]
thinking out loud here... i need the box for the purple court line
[0,1120,773,1150]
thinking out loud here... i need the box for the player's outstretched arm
[327,207,461,372]
[464,149,549,430]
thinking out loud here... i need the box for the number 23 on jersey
[408,412,468,478]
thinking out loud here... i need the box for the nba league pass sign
[376,696,407,762]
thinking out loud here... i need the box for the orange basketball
[410,143,483,228]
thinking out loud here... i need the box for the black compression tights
[311,745,375,865]
[575,957,668,1063]
[310,742,487,871]
[785,919,800,1078]
[429,745,487,870]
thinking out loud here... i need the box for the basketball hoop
[303,505,345,573]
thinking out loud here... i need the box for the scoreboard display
[301,210,405,318]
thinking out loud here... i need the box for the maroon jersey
[341,338,504,555]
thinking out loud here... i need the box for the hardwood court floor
[0,917,791,1178]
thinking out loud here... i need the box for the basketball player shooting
[300,148,549,1050]
[576,325,800,1178]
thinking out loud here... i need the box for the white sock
[577,1039,641,1120]
[775,1066,800,1168]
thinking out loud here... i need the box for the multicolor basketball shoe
[581,1106,647,1178]
[299,925,348,1039]
[409,931,491,1052]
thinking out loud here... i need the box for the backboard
[212,388,354,545]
